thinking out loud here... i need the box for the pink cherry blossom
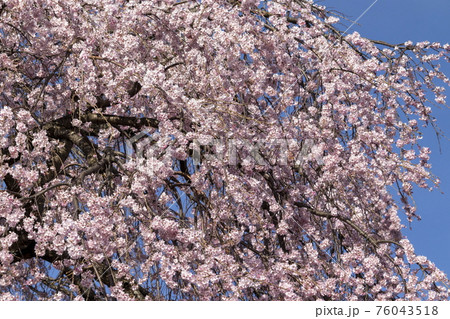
[0,0,448,301]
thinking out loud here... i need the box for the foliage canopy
[0,0,449,300]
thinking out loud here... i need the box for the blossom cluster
[0,0,448,300]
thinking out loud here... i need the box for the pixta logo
[126,131,324,174]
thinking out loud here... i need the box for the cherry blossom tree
[0,0,449,300]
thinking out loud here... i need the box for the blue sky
[319,0,450,276]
